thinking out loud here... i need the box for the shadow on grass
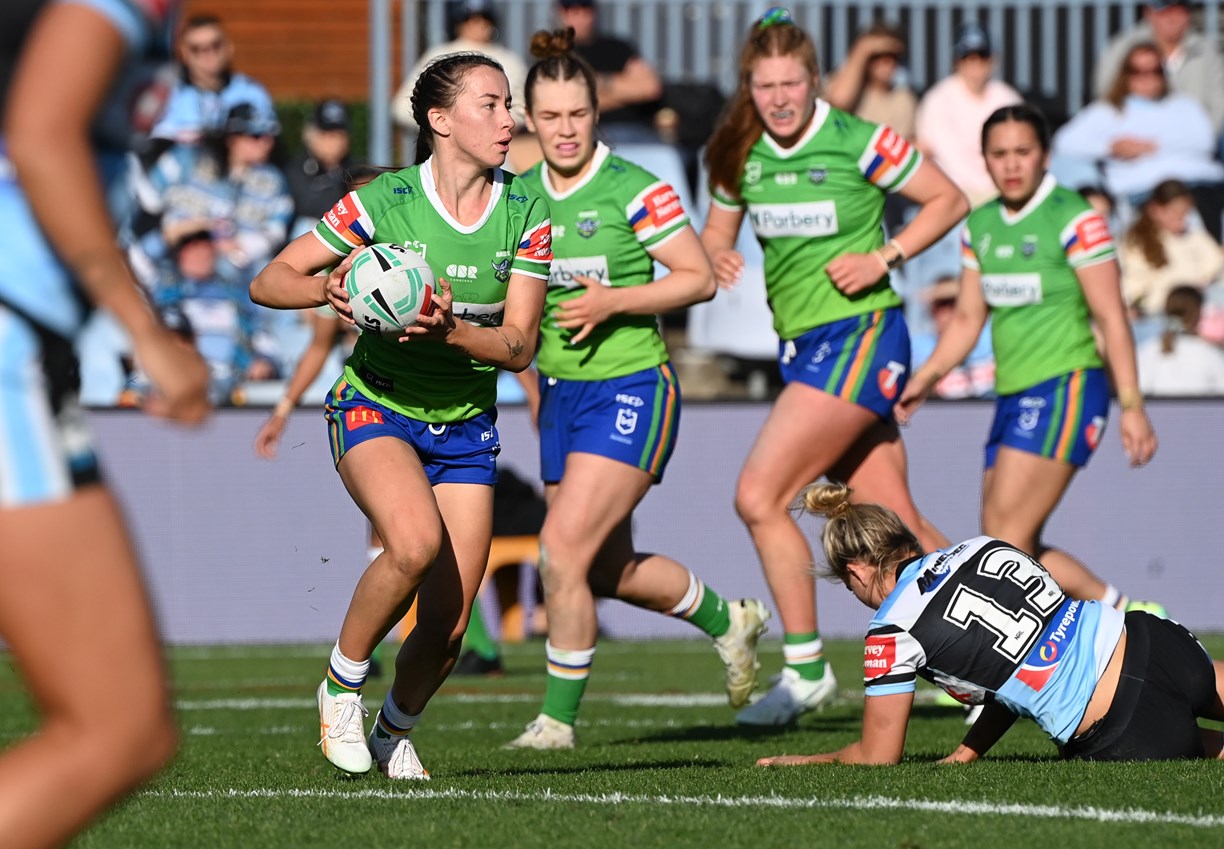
[456,758,728,778]
[622,716,860,745]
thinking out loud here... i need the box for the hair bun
[530,27,576,60]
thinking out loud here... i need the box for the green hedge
[273,100,371,162]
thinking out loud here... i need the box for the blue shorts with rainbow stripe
[985,368,1109,469]
[779,307,911,418]
[324,378,500,486]
[538,362,680,484]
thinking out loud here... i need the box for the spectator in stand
[150,14,274,146]
[824,22,916,141]
[915,22,1021,207]
[1093,0,1224,135]
[1137,286,1224,395]
[1121,179,1224,315]
[1054,43,1224,240]
[287,99,354,235]
[393,0,528,134]
[557,0,663,145]
[909,276,995,399]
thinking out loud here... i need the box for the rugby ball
[344,243,436,335]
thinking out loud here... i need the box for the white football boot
[713,599,771,708]
[504,714,576,750]
[317,681,372,774]
[735,666,838,726]
[368,718,431,780]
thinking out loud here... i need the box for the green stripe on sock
[463,602,501,662]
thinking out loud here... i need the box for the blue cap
[954,22,992,60]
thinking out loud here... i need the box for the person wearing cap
[1093,1,1224,135]
[287,100,355,233]
[556,0,664,145]
[151,14,275,145]
[915,22,1021,208]
[392,0,528,136]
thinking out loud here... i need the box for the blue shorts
[538,362,680,484]
[985,368,1109,469]
[324,378,500,486]
[779,308,910,418]
[0,303,101,507]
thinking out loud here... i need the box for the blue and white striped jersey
[864,536,1124,743]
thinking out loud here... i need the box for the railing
[369,0,1221,162]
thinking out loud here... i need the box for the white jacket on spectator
[1120,229,1224,314]
[1053,94,1224,200]
[1138,333,1224,396]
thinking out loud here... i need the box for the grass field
[8,637,1224,849]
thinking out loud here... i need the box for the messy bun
[524,28,598,115]
[797,483,921,593]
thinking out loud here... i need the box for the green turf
[3,637,1222,848]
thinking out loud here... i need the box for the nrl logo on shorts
[615,407,638,435]
[808,168,828,184]
[576,211,600,239]
[491,257,511,283]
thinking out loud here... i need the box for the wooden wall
[184,0,398,103]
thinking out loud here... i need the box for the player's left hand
[826,252,887,295]
[554,274,615,345]
[1120,407,1157,467]
[399,276,457,342]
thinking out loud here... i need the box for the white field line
[138,786,1224,829]
[184,717,690,736]
[169,641,730,660]
[176,693,732,710]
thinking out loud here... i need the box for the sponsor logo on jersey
[1018,396,1045,432]
[345,407,384,430]
[877,360,907,400]
[748,201,838,238]
[491,257,512,283]
[549,256,610,289]
[615,393,645,407]
[995,245,1015,259]
[774,172,798,186]
[517,220,553,262]
[808,168,828,184]
[806,341,833,368]
[553,224,567,239]
[629,183,686,241]
[577,211,600,239]
[744,161,762,185]
[981,273,1043,307]
[615,408,638,435]
[1068,213,1112,256]
[445,264,479,280]
[324,192,374,249]
[357,365,394,393]
[452,299,506,327]
[864,634,896,680]
[1021,235,1038,258]
[392,186,412,195]
[507,192,528,204]
[861,127,913,187]
[1015,600,1082,691]
[1085,415,1106,450]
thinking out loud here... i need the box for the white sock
[377,692,421,736]
[1100,585,1124,610]
[327,642,370,692]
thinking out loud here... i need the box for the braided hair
[410,51,506,165]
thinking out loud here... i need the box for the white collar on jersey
[419,156,506,234]
[998,172,1057,225]
[540,141,612,201]
[762,98,831,159]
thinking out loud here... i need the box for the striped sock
[325,642,369,696]
[375,692,421,738]
[665,570,731,638]
[784,631,826,681]
[540,642,595,726]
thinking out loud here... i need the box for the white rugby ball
[344,243,436,335]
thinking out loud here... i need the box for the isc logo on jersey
[749,201,839,238]
[550,256,610,289]
[864,634,896,680]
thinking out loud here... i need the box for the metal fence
[369,0,1222,162]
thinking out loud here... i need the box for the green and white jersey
[314,160,551,422]
[521,143,687,380]
[962,174,1114,395]
[710,100,918,339]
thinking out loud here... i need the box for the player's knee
[734,476,777,526]
[379,535,441,582]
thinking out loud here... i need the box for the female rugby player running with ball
[252,53,550,779]
[700,8,968,725]
[505,28,771,750]
[897,103,1158,612]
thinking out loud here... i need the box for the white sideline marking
[139,787,1224,828]
[176,693,730,711]
[185,717,689,736]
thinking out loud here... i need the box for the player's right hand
[137,330,211,424]
[253,415,286,460]
[711,248,744,289]
[325,255,355,324]
[894,371,936,425]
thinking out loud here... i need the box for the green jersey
[710,100,919,339]
[962,175,1114,395]
[520,143,687,380]
[314,162,551,422]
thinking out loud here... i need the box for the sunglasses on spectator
[1126,64,1163,77]
[184,38,224,55]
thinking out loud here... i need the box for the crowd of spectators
[85,0,1224,406]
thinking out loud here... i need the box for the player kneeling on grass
[758,483,1224,766]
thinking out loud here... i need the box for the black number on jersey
[942,547,1063,663]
